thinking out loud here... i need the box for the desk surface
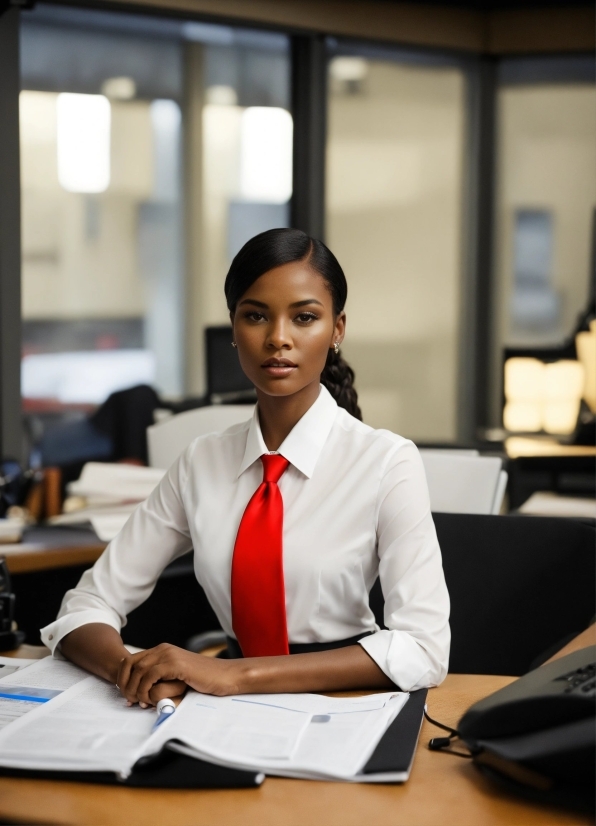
[505,436,596,459]
[0,654,592,825]
[1,526,105,575]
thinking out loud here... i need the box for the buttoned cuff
[40,610,122,656]
[359,629,444,692]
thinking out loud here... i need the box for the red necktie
[231,454,290,657]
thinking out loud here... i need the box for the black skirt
[223,632,373,659]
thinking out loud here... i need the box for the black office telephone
[458,646,596,812]
[0,557,25,651]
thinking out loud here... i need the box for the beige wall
[326,61,464,441]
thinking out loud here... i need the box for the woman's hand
[116,644,242,706]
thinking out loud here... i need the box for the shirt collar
[236,385,338,480]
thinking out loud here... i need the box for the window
[19,5,290,413]
[326,43,466,441]
[490,57,596,428]
[493,59,596,350]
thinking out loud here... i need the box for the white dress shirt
[41,385,450,691]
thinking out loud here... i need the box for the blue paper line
[0,692,49,703]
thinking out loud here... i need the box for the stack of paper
[518,492,596,519]
[48,463,165,541]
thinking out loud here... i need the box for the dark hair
[225,228,362,420]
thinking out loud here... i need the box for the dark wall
[13,554,221,649]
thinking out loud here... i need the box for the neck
[257,381,320,451]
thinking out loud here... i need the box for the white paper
[148,691,408,781]
[0,656,89,732]
[67,463,164,501]
[0,677,154,775]
[0,658,42,730]
[0,656,89,691]
[145,694,312,767]
[519,492,596,518]
[90,512,132,541]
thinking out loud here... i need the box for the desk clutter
[0,656,426,787]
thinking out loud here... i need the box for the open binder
[0,689,427,788]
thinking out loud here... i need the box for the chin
[253,377,312,398]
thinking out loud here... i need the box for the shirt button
[48,634,53,640]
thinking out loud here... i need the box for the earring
[333,341,340,355]
[231,341,237,348]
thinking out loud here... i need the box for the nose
[266,317,292,351]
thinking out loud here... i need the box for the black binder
[0,748,263,789]
[362,688,427,778]
[0,689,427,788]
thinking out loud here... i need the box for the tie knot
[261,453,289,484]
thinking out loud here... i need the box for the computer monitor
[205,325,255,400]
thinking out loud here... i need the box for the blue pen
[152,698,176,732]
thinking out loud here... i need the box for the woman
[41,228,450,707]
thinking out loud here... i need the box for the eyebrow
[238,298,324,309]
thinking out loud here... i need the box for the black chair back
[369,513,595,676]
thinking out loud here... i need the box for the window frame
[2,0,568,455]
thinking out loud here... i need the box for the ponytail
[321,348,362,421]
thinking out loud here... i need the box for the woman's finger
[136,664,173,706]
[117,649,148,698]
[148,680,187,706]
[121,648,164,702]
[124,644,176,703]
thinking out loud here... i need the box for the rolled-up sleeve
[359,440,450,691]
[40,453,193,654]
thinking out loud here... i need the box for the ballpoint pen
[151,698,176,733]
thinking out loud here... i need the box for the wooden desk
[0,668,591,825]
[1,527,105,575]
[505,436,596,459]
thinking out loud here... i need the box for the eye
[295,312,318,324]
[243,311,266,322]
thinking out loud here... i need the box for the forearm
[60,623,129,685]
[233,645,394,694]
[117,643,395,706]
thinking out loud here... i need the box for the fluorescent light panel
[239,107,293,204]
[57,93,111,193]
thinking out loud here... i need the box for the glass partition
[326,44,466,441]
[491,59,596,428]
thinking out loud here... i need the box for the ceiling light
[330,57,368,83]
[101,77,136,101]
[206,85,238,106]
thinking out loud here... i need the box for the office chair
[147,405,254,469]
[370,513,596,676]
[418,452,508,515]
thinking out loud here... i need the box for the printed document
[0,656,87,732]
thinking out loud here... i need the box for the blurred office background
[1,0,594,650]
[0,0,593,461]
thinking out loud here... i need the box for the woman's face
[231,261,346,399]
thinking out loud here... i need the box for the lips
[261,357,297,377]
[261,358,297,368]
